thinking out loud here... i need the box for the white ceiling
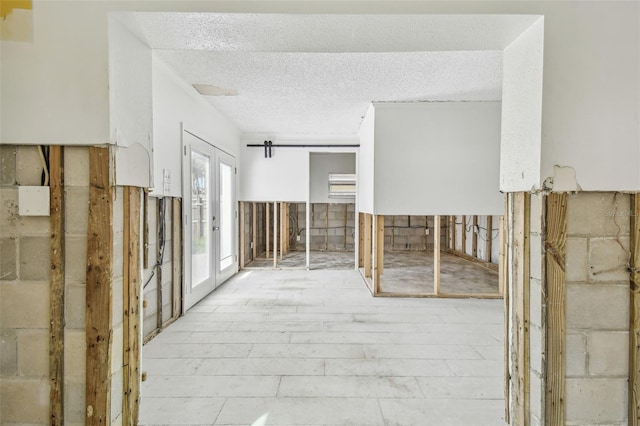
[133,13,540,137]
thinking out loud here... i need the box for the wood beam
[252,202,257,260]
[630,193,640,426]
[49,146,65,426]
[239,201,245,268]
[171,199,182,319]
[372,215,384,294]
[358,213,364,268]
[486,215,493,262]
[273,202,278,268]
[85,147,113,426]
[280,202,285,260]
[123,187,141,426]
[461,215,467,255]
[364,214,372,278]
[451,215,457,251]
[142,190,149,269]
[434,215,441,294]
[265,203,270,259]
[472,215,478,258]
[156,199,163,331]
[544,192,567,426]
[501,199,510,424]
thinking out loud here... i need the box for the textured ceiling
[134,13,539,136]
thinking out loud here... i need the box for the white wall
[152,55,240,197]
[373,102,504,216]
[109,15,154,188]
[357,105,375,214]
[500,18,544,193]
[309,153,356,204]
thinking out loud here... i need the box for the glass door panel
[216,151,236,284]
[190,149,212,288]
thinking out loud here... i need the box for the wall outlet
[478,248,484,259]
[297,235,301,242]
[425,228,430,235]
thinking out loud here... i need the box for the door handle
[213,226,220,231]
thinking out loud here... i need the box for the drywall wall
[309,153,355,204]
[109,15,154,188]
[500,17,543,192]
[357,105,375,214]
[373,102,504,216]
[152,55,240,197]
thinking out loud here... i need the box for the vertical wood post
[280,202,285,260]
[451,215,457,251]
[358,213,364,268]
[171,199,182,318]
[501,197,510,423]
[364,214,372,278]
[252,202,257,260]
[49,146,65,426]
[372,215,384,294]
[472,215,478,257]
[239,201,245,268]
[273,202,278,268]
[629,193,640,426]
[486,215,493,262]
[344,204,348,250]
[545,192,567,426]
[461,215,467,255]
[123,187,141,426]
[266,203,270,259]
[86,147,113,425]
[156,199,163,331]
[434,215,441,294]
[325,203,329,251]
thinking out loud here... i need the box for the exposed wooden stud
[49,146,65,426]
[391,216,395,250]
[501,197,510,424]
[544,192,567,426]
[239,201,246,268]
[434,215,441,294]
[499,216,507,296]
[252,202,257,260]
[630,193,640,426]
[266,203,270,259]
[461,215,467,255]
[451,215,457,251]
[156,199,163,331]
[364,214,372,278]
[171,199,182,319]
[280,202,285,261]
[344,204,348,250]
[472,215,478,258]
[273,201,278,268]
[325,203,329,251]
[123,187,141,426]
[372,215,384,294]
[143,189,149,269]
[294,203,299,251]
[486,215,493,263]
[85,147,113,426]
[358,213,365,268]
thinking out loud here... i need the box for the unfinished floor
[139,269,505,425]
[244,251,354,270]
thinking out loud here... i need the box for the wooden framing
[252,202,257,260]
[49,146,65,426]
[171,199,182,319]
[123,187,141,426]
[273,201,278,268]
[325,203,329,251]
[143,190,149,269]
[486,215,493,262]
[372,215,384,294]
[363,214,372,278]
[501,208,510,423]
[434,215,441,294]
[85,147,113,425]
[156,199,163,330]
[265,203,270,259]
[630,193,640,426]
[512,193,531,425]
[280,202,285,260]
[344,204,348,249]
[544,192,567,426]
[472,215,478,257]
[358,213,364,268]
[461,215,467,255]
[239,201,245,268]
[442,248,499,273]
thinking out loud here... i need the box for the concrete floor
[244,250,355,270]
[139,269,505,426]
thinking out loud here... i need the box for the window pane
[219,162,233,270]
[191,150,211,286]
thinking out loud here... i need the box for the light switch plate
[18,186,50,216]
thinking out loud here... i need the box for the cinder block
[19,236,50,281]
[64,379,86,423]
[566,332,587,377]
[0,238,17,281]
[65,284,86,329]
[63,147,89,187]
[0,330,17,375]
[566,238,588,282]
[566,284,628,330]
[0,145,17,186]
[64,329,86,381]
[567,192,631,236]
[0,378,49,423]
[565,378,627,423]
[64,236,87,284]
[17,330,48,377]
[589,237,630,282]
[15,146,44,186]
[0,188,18,237]
[0,282,49,328]
[64,187,89,235]
[588,331,629,376]
[111,323,123,375]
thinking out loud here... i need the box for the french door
[183,130,237,311]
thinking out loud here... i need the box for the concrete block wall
[563,192,630,425]
[383,215,432,251]
[299,203,355,251]
[0,146,51,423]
